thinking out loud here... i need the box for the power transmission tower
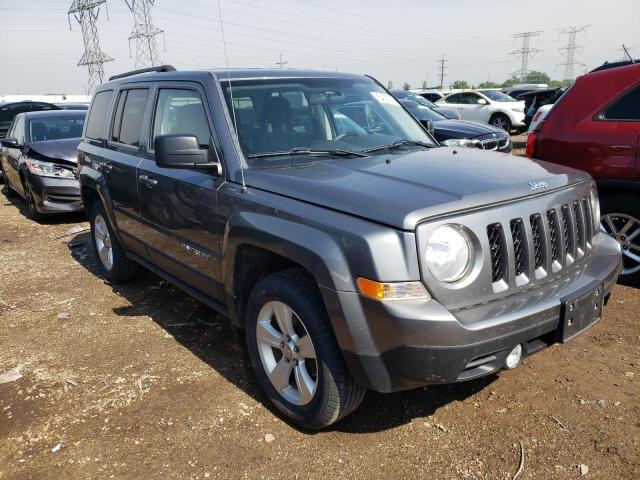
[125,0,164,69]
[557,25,589,82]
[276,54,288,69]
[510,31,543,80]
[437,54,447,90]
[68,0,113,94]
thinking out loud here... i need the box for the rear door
[135,82,225,302]
[103,85,151,255]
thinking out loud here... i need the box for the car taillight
[526,130,538,158]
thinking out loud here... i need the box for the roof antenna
[216,0,246,191]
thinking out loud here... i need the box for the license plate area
[560,285,603,342]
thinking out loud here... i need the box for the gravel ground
[0,176,638,480]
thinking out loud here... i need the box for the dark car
[527,63,639,284]
[517,88,564,128]
[398,99,512,152]
[390,90,460,119]
[55,103,90,110]
[77,66,620,429]
[1,110,85,220]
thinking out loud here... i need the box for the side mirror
[155,134,222,175]
[1,137,20,149]
[421,119,435,135]
[477,98,488,105]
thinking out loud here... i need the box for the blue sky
[0,0,638,93]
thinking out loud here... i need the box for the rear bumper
[25,173,83,214]
[323,234,621,392]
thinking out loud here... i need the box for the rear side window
[603,84,640,121]
[85,90,114,140]
[111,89,149,146]
[152,88,209,147]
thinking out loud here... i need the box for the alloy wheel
[94,214,114,271]
[491,116,509,131]
[601,213,640,275]
[256,301,318,406]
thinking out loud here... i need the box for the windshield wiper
[248,147,368,159]
[364,140,434,154]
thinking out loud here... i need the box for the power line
[557,25,589,82]
[125,0,164,68]
[437,53,447,90]
[510,31,543,80]
[68,0,113,94]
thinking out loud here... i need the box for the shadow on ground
[67,231,497,433]
[2,192,86,225]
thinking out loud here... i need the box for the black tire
[245,268,366,429]
[23,181,44,222]
[490,113,512,132]
[2,173,16,198]
[600,194,640,286]
[89,200,138,283]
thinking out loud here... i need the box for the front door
[3,114,26,195]
[136,84,225,302]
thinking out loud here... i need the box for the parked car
[390,90,460,119]
[55,103,90,110]
[1,110,85,220]
[415,90,449,103]
[78,66,620,429]
[527,103,553,133]
[437,90,526,132]
[527,62,639,283]
[502,84,548,99]
[518,87,565,128]
[397,99,512,152]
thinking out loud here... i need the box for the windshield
[28,115,85,142]
[221,77,436,168]
[401,101,446,121]
[479,91,517,102]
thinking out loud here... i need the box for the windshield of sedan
[221,77,435,168]
[28,115,85,142]
[479,91,518,102]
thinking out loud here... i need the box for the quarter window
[603,84,640,121]
[152,88,210,147]
[85,90,114,140]
[9,115,25,144]
[111,89,149,146]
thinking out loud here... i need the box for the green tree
[478,80,501,88]
[452,80,470,89]
[402,82,411,91]
[387,80,394,89]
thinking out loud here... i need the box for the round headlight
[425,225,473,283]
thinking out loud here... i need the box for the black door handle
[139,174,158,187]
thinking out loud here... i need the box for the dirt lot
[0,182,638,479]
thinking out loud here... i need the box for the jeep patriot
[78,66,622,429]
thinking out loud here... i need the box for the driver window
[152,88,210,148]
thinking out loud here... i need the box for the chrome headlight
[441,138,479,148]
[425,225,473,283]
[590,186,600,232]
[26,160,75,179]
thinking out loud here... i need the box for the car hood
[433,119,507,139]
[244,148,591,230]
[27,138,80,166]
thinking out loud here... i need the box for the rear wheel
[600,194,640,285]
[2,173,16,198]
[490,113,512,132]
[89,201,138,283]
[245,269,366,429]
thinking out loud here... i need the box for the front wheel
[24,181,44,222]
[245,269,366,429]
[600,195,640,285]
[490,113,512,132]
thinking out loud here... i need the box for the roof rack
[108,65,177,81]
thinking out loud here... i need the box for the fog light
[505,344,523,369]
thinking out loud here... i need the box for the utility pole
[557,25,589,82]
[276,54,288,69]
[68,0,113,94]
[437,54,447,90]
[125,0,164,69]
[510,31,543,81]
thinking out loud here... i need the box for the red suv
[527,63,640,284]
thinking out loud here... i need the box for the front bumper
[25,173,84,214]
[322,234,621,393]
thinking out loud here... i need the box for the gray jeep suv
[78,66,622,429]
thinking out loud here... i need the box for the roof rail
[108,65,177,81]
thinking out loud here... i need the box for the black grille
[573,201,584,249]
[561,205,571,255]
[547,209,559,262]
[487,223,505,282]
[582,197,593,242]
[530,214,544,269]
[510,219,526,276]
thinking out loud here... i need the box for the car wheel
[89,201,138,283]
[245,268,366,429]
[600,195,640,285]
[2,173,16,198]
[23,181,44,222]
[490,113,512,132]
